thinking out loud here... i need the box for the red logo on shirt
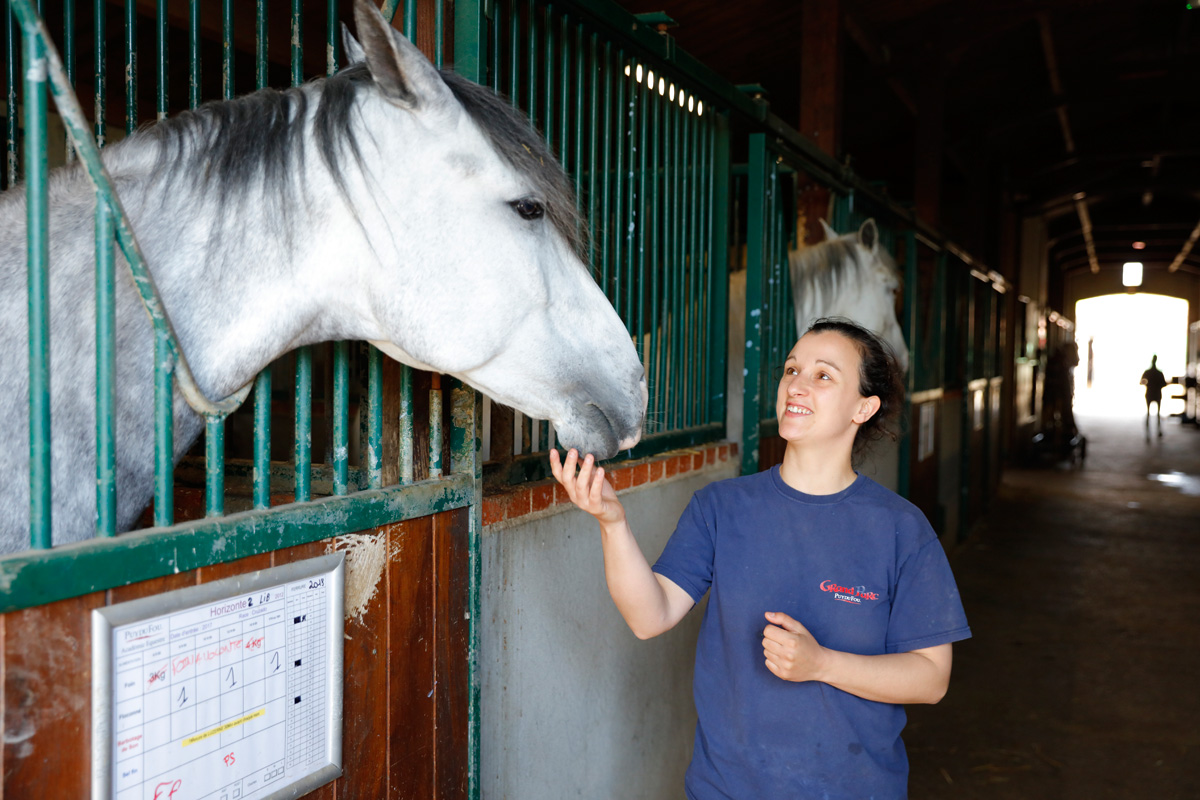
[819,580,880,605]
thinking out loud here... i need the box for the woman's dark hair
[805,317,905,461]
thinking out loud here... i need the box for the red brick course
[481,442,738,527]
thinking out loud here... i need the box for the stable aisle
[905,413,1200,799]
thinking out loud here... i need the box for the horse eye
[510,198,545,221]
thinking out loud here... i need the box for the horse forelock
[438,70,587,258]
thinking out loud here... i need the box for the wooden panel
[389,515,437,798]
[2,592,105,799]
[434,508,470,800]
[0,511,471,800]
[335,528,391,800]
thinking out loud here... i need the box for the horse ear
[819,218,839,241]
[858,218,879,253]
[352,0,451,111]
[341,23,366,66]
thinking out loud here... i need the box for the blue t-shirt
[651,467,971,800]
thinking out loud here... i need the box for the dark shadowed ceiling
[615,0,1200,284]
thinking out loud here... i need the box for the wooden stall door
[0,509,469,800]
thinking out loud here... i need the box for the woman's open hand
[549,448,626,526]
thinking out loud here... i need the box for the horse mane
[117,63,584,256]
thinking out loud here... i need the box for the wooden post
[797,0,841,245]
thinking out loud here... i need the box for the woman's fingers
[590,467,605,506]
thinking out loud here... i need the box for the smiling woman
[550,316,971,799]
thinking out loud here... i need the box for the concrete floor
[905,412,1200,799]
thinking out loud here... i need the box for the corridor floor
[904,412,1200,799]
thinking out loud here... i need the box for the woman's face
[775,331,878,448]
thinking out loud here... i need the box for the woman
[550,317,970,799]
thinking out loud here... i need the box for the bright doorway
[1073,294,1189,418]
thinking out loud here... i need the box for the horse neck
[105,112,345,399]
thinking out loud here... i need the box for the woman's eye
[510,198,545,220]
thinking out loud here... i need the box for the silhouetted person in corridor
[1140,355,1168,438]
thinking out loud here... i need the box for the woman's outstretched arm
[550,449,695,639]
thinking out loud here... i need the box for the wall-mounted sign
[92,554,344,800]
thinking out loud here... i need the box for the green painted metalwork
[156,0,166,118]
[63,0,74,160]
[401,365,414,483]
[6,2,18,186]
[0,473,475,614]
[741,132,766,475]
[707,113,730,425]
[430,381,444,479]
[294,350,312,503]
[256,0,267,89]
[154,327,174,526]
[190,0,201,108]
[124,0,136,133]
[95,195,116,536]
[332,342,349,496]
[205,418,225,517]
[252,0,271,511]
[23,24,50,548]
[93,0,105,146]
[404,0,416,40]
[368,346,383,489]
[897,232,918,499]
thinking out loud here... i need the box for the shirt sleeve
[650,491,715,603]
[885,533,972,654]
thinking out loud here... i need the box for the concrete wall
[480,459,738,800]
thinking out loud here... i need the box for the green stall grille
[0,0,482,680]
[473,0,733,486]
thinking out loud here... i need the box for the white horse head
[337,0,646,456]
[789,218,908,374]
[0,0,646,551]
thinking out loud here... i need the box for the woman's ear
[854,395,882,424]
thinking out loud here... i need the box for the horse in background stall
[0,0,646,553]
[788,218,908,373]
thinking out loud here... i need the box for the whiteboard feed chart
[92,554,345,800]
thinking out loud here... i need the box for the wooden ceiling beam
[1168,219,1200,273]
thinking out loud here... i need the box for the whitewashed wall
[479,460,737,799]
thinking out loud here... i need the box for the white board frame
[92,553,345,800]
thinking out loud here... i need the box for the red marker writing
[152,779,181,800]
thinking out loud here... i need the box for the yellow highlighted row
[182,708,266,746]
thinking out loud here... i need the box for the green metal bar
[635,62,647,361]
[332,342,349,495]
[400,364,414,483]
[6,3,17,186]
[294,350,312,502]
[23,24,50,548]
[368,346,383,489]
[205,418,225,517]
[93,0,105,147]
[676,93,689,429]
[709,112,729,426]
[404,0,416,40]
[613,49,627,330]
[291,0,302,85]
[487,0,499,89]
[223,0,233,98]
[449,383,483,800]
[742,133,767,475]
[125,0,136,133]
[0,473,475,614]
[557,14,568,169]
[155,0,166,118]
[251,0,270,511]
[189,0,200,108]
[154,328,174,527]
[434,0,444,66]
[327,0,338,75]
[430,381,443,478]
[897,232,918,499]
[95,197,116,537]
[380,0,400,24]
[541,4,552,148]
[687,102,700,427]
[63,0,74,161]
[256,0,267,89]
[587,32,599,268]
[599,40,612,294]
[647,67,661,432]
[573,23,584,208]
[507,0,518,103]
[253,368,272,509]
[525,0,536,125]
